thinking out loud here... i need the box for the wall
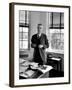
[0,0,72,90]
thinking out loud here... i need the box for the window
[49,29,64,50]
[48,12,64,53]
[19,10,29,50]
[50,12,64,29]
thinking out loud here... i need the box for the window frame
[19,10,30,51]
[46,12,64,54]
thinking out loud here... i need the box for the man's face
[37,25,43,34]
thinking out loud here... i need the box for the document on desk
[38,65,53,73]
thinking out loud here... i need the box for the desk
[19,59,53,79]
[47,57,62,72]
[38,65,53,78]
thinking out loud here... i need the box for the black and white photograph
[19,11,64,79]
[9,3,70,87]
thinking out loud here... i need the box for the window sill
[45,48,64,54]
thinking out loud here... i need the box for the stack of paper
[38,65,53,73]
[20,70,35,78]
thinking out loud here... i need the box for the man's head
[37,24,43,34]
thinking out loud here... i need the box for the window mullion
[60,13,61,29]
[25,11,27,25]
[22,27,23,49]
[52,12,53,28]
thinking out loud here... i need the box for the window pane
[50,13,52,27]
[23,27,28,32]
[19,10,29,24]
[53,13,60,27]
[61,13,64,27]
[23,41,28,49]
[26,11,29,24]
[61,33,64,41]
[19,41,23,49]
[19,10,25,23]
[51,33,64,50]
[23,33,28,40]
[19,32,23,40]
[19,27,22,32]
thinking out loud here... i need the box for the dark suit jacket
[31,33,49,64]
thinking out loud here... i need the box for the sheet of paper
[51,57,61,61]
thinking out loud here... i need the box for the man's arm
[31,36,37,48]
[31,43,37,48]
[43,35,49,49]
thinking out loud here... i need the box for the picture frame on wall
[9,2,70,87]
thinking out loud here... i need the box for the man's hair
[37,24,42,27]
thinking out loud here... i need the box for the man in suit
[31,24,49,65]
